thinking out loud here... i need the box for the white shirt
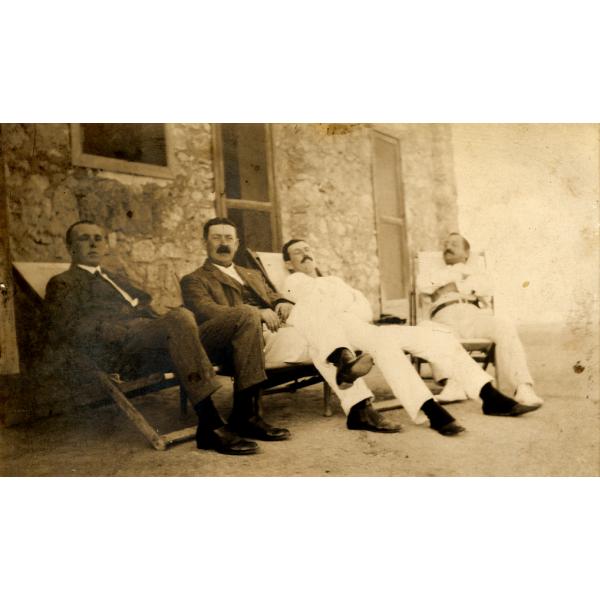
[214,263,245,286]
[77,264,139,307]
[283,272,374,323]
[416,261,493,313]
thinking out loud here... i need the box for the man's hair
[203,217,238,239]
[282,238,305,261]
[448,232,470,252]
[65,220,102,247]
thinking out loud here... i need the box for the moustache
[301,256,313,263]
[444,249,454,255]
[217,245,232,254]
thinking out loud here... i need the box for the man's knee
[232,305,261,328]
[164,307,198,330]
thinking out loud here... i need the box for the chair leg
[323,383,334,417]
[96,371,167,450]
[179,386,188,418]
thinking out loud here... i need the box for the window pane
[221,124,269,202]
[228,208,273,252]
[81,124,168,166]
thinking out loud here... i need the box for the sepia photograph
[1,122,598,476]
[1,4,599,599]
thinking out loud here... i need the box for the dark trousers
[197,306,267,392]
[119,307,221,404]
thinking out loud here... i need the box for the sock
[194,397,225,431]
[479,382,517,410]
[421,398,455,429]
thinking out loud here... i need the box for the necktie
[95,269,139,307]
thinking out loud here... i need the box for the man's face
[285,241,318,277]
[205,224,239,266]
[68,223,107,267]
[443,234,469,265]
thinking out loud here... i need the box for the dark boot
[479,383,541,417]
[194,396,259,455]
[228,388,291,441]
[421,398,466,436]
[346,398,402,433]
[328,347,374,390]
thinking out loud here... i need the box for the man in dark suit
[180,217,400,434]
[44,220,274,456]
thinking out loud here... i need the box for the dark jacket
[180,259,289,324]
[43,264,155,358]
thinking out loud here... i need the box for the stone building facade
[2,123,458,312]
[0,123,459,422]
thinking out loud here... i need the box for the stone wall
[2,123,216,311]
[273,123,459,313]
[2,122,458,315]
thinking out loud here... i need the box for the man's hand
[432,281,458,303]
[275,302,293,323]
[260,308,281,332]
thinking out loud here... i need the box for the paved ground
[1,324,598,476]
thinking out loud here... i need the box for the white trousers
[263,325,373,413]
[286,304,492,422]
[429,303,534,391]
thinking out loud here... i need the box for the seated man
[43,220,280,457]
[281,238,540,434]
[180,217,399,435]
[416,232,543,407]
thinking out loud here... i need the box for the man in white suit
[416,233,543,407]
[281,239,540,435]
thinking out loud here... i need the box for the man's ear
[284,259,294,272]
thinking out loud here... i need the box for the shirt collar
[76,264,101,275]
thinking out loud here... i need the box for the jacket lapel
[236,267,271,306]
[202,259,244,292]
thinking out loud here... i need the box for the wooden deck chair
[12,262,198,451]
[409,251,498,384]
[250,250,334,416]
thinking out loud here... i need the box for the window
[71,124,174,178]
[212,124,281,252]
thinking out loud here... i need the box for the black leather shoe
[229,415,291,442]
[346,399,402,433]
[196,425,260,455]
[483,401,541,417]
[336,352,374,390]
[432,421,466,436]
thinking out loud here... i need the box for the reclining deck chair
[13,259,334,450]
[12,261,195,450]
[409,251,497,385]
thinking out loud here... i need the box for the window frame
[70,124,175,179]
[211,123,282,251]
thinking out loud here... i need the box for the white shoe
[515,384,544,407]
[435,379,468,404]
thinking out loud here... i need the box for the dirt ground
[1,324,598,476]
